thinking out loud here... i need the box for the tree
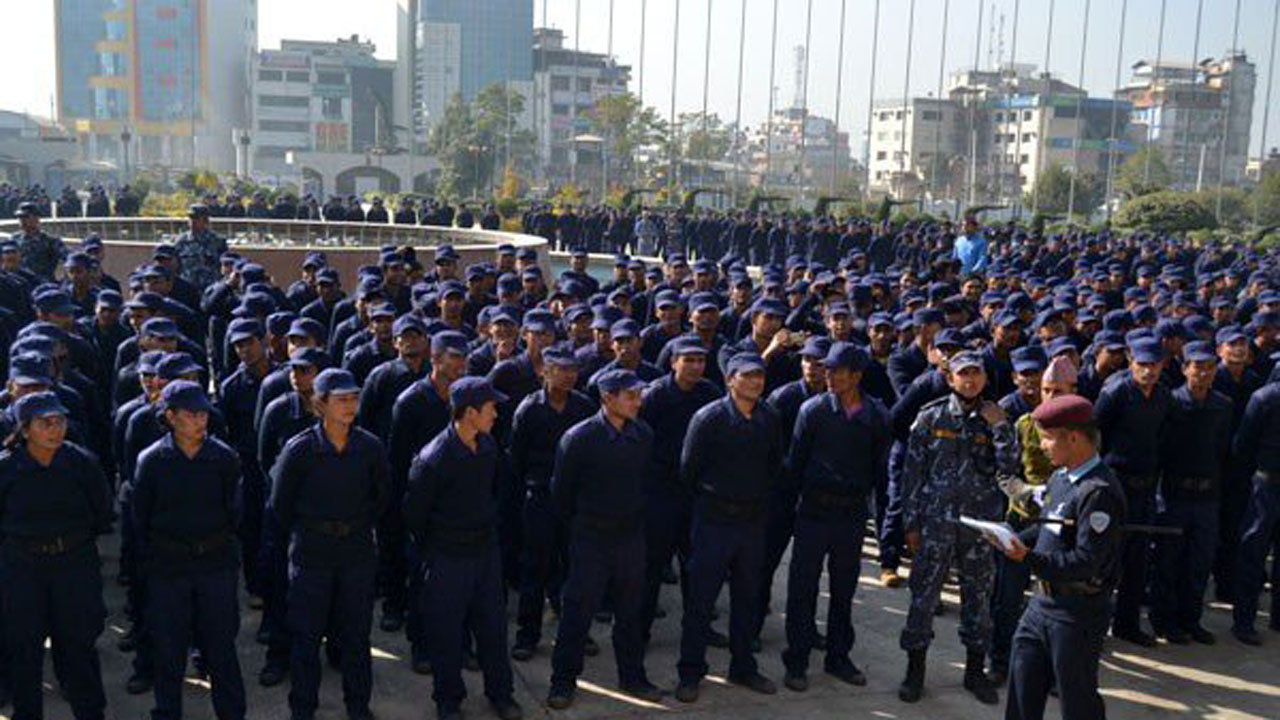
[1248,166,1280,227]
[1115,147,1174,199]
[1025,163,1102,217]
[426,85,535,200]
[1112,191,1217,233]
[587,93,668,185]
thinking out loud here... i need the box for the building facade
[54,0,256,173]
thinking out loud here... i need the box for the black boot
[964,650,999,705]
[898,650,926,703]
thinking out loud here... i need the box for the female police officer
[0,391,112,720]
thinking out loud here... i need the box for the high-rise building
[1117,52,1256,189]
[396,0,533,138]
[54,0,257,173]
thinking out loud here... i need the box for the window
[1022,133,1034,142]
[1055,105,1078,119]
[285,71,310,83]
[258,119,310,132]
[920,110,941,121]
[895,111,903,120]
[1020,154,1030,164]
[551,76,570,90]
[317,71,346,85]
[259,95,309,108]
[876,151,887,160]
[577,78,592,92]
[552,104,570,116]
[994,112,1005,122]
[321,96,343,119]
[1023,110,1033,121]
[258,70,283,82]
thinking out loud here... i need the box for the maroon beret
[1031,394,1094,429]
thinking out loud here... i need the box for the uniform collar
[597,409,641,442]
[946,393,981,419]
[1065,454,1101,485]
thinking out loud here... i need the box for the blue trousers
[237,457,265,598]
[550,528,648,690]
[148,566,245,720]
[259,511,291,668]
[876,442,907,570]
[1112,483,1156,633]
[1213,461,1254,601]
[641,490,691,642]
[515,488,568,648]
[754,485,798,639]
[1232,472,1280,632]
[990,550,1032,669]
[287,557,376,719]
[1006,597,1108,720]
[900,521,993,653]
[420,543,514,713]
[0,545,107,720]
[1152,495,1218,632]
[677,512,766,683]
[782,510,866,675]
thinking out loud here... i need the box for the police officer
[782,342,889,691]
[404,377,524,720]
[899,351,1017,705]
[511,344,595,660]
[0,391,111,720]
[1230,356,1280,645]
[11,202,66,283]
[269,368,389,720]
[675,352,783,703]
[547,369,661,709]
[132,381,246,720]
[172,204,227,290]
[1000,394,1126,720]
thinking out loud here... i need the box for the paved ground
[17,533,1279,720]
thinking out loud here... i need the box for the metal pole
[898,0,916,201]
[863,0,881,202]
[1215,0,1243,223]
[572,0,581,188]
[765,0,779,193]
[639,0,647,106]
[1066,0,1091,221]
[1008,0,1022,216]
[670,0,681,199]
[1143,0,1167,186]
[1031,0,1055,215]
[604,0,615,203]
[799,0,813,201]
[701,0,712,192]
[931,0,950,203]
[538,0,548,184]
[1254,0,1279,228]
[734,0,747,206]
[1103,0,1127,222]
[831,0,848,195]
[1180,0,1205,188]
[968,0,984,208]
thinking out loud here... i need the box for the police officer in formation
[4,196,1280,720]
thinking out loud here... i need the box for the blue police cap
[823,342,869,372]
[430,330,470,356]
[596,369,647,394]
[1094,330,1126,351]
[161,379,212,413]
[434,244,460,263]
[912,308,944,327]
[563,304,592,324]
[948,351,985,373]
[368,304,396,320]
[1129,337,1165,363]
[868,312,894,329]
[96,289,123,309]
[933,328,965,349]
[238,263,267,286]
[141,317,180,339]
[13,391,68,424]
[314,368,360,396]
[654,290,682,310]
[227,318,264,344]
[266,311,296,337]
[137,350,167,375]
[670,336,709,357]
[750,298,788,318]
[610,319,640,340]
[1011,346,1047,373]
[64,251,93,270]
[9,353,53,386]
[799,335,833,359]
[1156,318,1191,340]
[33,289,75,315]
[156,352,201,380]
[286,347,329,369]
[1216,325,1247,345]
[592,307,623,330]
[496,274,522,294]
[1047,337,1078,358]
[286,318,325,343]
[393,314,427,337]
[523,309,557,334]
[449,376,508,411]
[126,291,166,312]
[1183,340,1217,363]
[542,343,579,366]
[726,351,767,376]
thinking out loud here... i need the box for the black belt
[300,518,366,538]
[4,531,92,556]
[1036,579,1105,597]
[1165,476,1217,493]
[575,512,641,536]
[149,529,233,558]
[803,487,866,510]
[697,493,766,522]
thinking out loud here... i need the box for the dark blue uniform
[511,388,596,651]
[404,426,514,715]
[677,396,782,685]
[0,440,111,720]
[219,362,274,597]
[1006,457,1126,720]
[133,433,246,720]
[1211,365,1265,600]
[782,392,890,677]
[1231,381,1280,636]
[548,411,654,695]
[270,423,390,719]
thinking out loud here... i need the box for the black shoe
[511,643,535,662]
[1113,627,1157,648]
[783,673,808,692]
[1161,628,1191,645]
[380,608,405,633]
[662,564,678,585]
[594,611,613,623]
[728,672,777,695]
[813,631,827,651]
[125,673,152,695]
[654,605,667,619]
[116,628,138,653]
[987,663,1009,686]
[463,651,479,672]
[1233,627,1263,646]
[413,657,433,675]
[620,680,664,702]
[255,625,271,645]
[583,636,600,657]
[325,644,343,669]
[963,651,999,706]
[898,650,926,703]
[259,663,287,687]
[490,697,523,720]
[825,661,867,687]
[546,686,575,710]
[348,706,375,720]
[673,680,700,703]
[707,627,729,648]
[750,636,762,653]
[1186,626,1216,645]
[438,707,463,720]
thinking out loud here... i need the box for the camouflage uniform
[13,229,66,282]
[173,227,227,289]
[900,393,1019,653]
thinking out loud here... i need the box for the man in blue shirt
[952,217,988,275]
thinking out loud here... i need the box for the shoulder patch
[1088,511,1111,533]
[932,428,959,440]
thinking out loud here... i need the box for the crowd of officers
[1,195,1279,720]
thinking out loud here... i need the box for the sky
[9,0,1280,158]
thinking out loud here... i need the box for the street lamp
[120,127,132,183]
